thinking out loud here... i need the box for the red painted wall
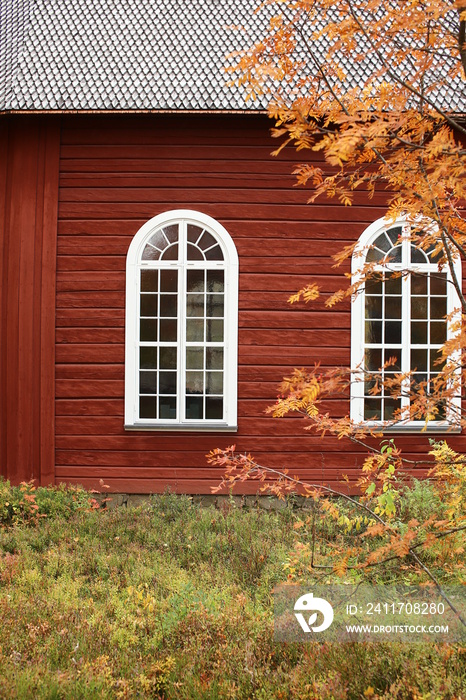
[53,113,466,494]
[0,116,59,485]
[2,113,464,492]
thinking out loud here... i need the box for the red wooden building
[1,1,465,493]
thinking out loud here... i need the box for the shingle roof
[0,0,271,111]
[1,0,465,113]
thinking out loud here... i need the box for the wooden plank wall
[56,114,466,493]
[0,116,60,485]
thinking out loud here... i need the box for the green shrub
[0,479,100,527]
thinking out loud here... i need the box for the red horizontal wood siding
[55,113,466,494]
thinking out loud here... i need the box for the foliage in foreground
[210,439,466,613]
[227,0,466,460]
[0,480,103,527]
[0,486,465,699]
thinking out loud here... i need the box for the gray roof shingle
[1,0,270,111]
[1,0,465,113]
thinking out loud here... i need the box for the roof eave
[0,108,268,116]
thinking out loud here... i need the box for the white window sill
[360,421,461,434]
[125,423,238,432]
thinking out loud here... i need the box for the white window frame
[125,209,238,431]
[351,216,462,432]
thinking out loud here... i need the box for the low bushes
[0,485,464,699]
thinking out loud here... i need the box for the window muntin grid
[185,268,225,420]
[126,211,238,430]
[139,267,179,420]
[352,219,460,429]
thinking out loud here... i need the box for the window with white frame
[351,217,461,431]
[125,210,238,430]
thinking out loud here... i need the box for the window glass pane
[386,227,402,245]
[365,277,382,295]
[140,294,157,317]
[140,347,157,369]
[411,349,428,371]
[198,231,217,251]
[159,372,177,394]
[387,245,402,263]
[411,297,427,319]
[186,347,204,369]
[207,270,224,293]
[159,396,176,419]
[206,294,224,317]
[430,275,447,296]
[364,379,378,396]
[141,270,158,292]
[433,398,447,420]
[206,319,223,342]
[427,244,442,262]
[186,396,203,419]
[160,295,177,317]
[140,319,157,342]
[411,246,428,264]
[187,224,203,244]
[186,294,204,317]
[384,348,401,370]
[365,321,382,344]
[430,297,446,319]
[366,247,384,263]
[384,398,400,420]
[148,230,168,250]
[159,319,177,342]
[385,321,401,344]
[384,297,401,319]
[206,348,223,370]
[411,274,427,295]
[411,322,428,344]
[374,232,392,253]
[430,322,446,344]
[430,350,445,372]
[140,371,157,394]
[365,296,382,319]
[364,398,381,420]
[162,224,179,244]
[206,397,223,419]
[160,270,178,292]
[206,372,223,395]
[161,243,179,261]
[365,348,382,370]
[142,245,161,261]
[411,372,427,389]
[186,371,204,395]
[205,245,223,261]
[187,243,205,261]
[160,347,177,370]
[140,396,156,419]
[384,275,401,295]
[186,319,204,342]
[187,270,204,293]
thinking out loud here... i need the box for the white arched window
[351,217,461,431]
[125,210,238,430]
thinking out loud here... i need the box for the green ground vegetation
[0,481,464,699]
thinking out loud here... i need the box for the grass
[0,487,465,699]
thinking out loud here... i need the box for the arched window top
[353,217,450,271]
[127,210,238,268]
